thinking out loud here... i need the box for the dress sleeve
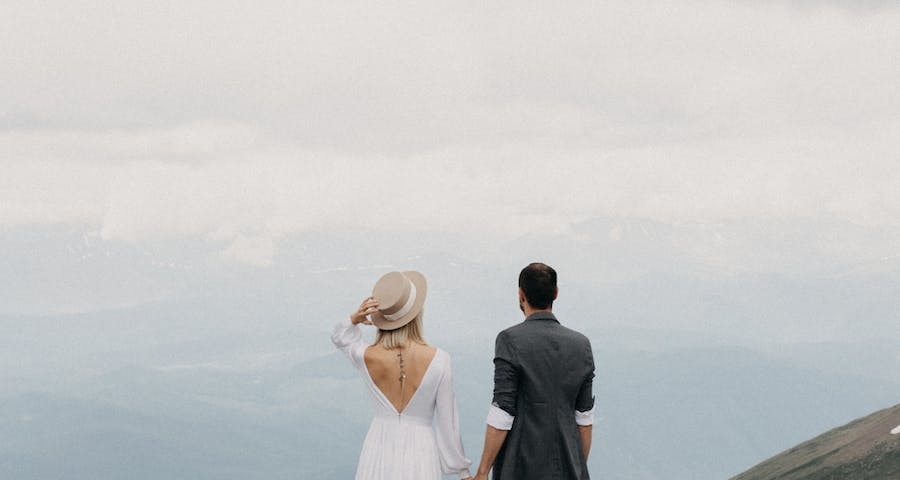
[434,351,473,479]
[330,318,367,369]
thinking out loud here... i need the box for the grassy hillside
[731,404,900,480]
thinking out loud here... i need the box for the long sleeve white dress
[331,318,472,480]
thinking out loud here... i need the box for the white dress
[331,319,473,480]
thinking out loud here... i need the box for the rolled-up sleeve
[486,403,515,430]
[574,339,596,426]
[487,331,518,430]
[575,407,595,426]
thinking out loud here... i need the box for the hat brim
[370,271,427,331]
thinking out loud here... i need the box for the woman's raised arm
[330,296,379,368]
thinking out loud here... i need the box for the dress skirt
[356,415,442,480]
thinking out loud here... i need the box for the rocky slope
[732,404,900,480]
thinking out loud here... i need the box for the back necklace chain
[396,343,412,420]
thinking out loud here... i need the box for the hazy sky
[2,1,899,265]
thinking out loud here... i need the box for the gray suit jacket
[492,312,595,480]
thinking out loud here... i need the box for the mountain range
[2,218,898,479]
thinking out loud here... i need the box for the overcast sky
[2,1,899,265]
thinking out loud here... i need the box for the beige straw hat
[370,271,427,330]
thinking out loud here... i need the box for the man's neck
[523,307,553,318]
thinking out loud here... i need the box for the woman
[331,270,473,480]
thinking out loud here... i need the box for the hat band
[383,282,417,321]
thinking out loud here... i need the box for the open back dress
[331,319,472,479]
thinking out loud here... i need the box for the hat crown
[373,272,413,316]
[370,270,427,331]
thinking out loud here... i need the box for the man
[474,262,595,480]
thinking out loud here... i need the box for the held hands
[350,296,379,325]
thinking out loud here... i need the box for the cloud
[3,124,899,236]
[2,1,898,150]
[2,1,899,264]
[219,234,277,267]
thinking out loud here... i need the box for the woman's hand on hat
[350,296,378,325]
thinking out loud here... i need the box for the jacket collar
[525,311,558,323]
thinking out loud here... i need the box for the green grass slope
[731,404,900,480]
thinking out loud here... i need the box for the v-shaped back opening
[363,345,439,414]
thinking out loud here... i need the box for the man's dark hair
[518,262,557,310]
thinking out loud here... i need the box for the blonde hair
[374,312,428,349]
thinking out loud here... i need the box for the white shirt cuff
[486,403,515,430]
[575,406,595,426]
